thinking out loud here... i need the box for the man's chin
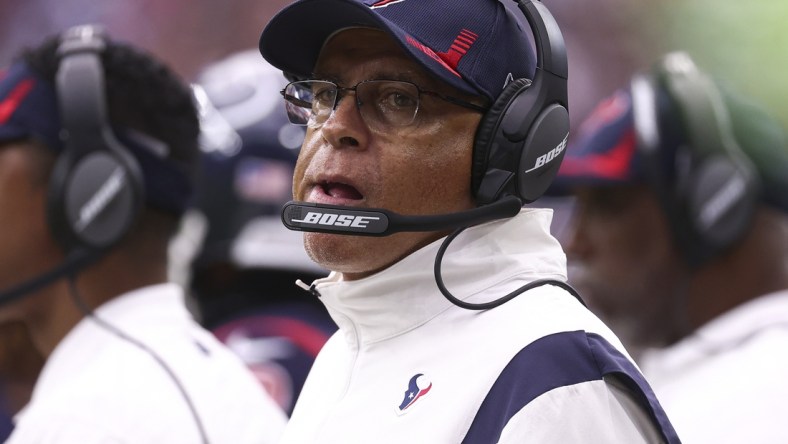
[303,231,419,280]
[303,232,378,275]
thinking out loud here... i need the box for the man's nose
[320,90,367,149]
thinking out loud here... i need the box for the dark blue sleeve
[462,330,681,443]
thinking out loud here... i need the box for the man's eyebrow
[311,72,341,83]
[386,72,430,84]
[374,69,432,84]
[310,70,431,86]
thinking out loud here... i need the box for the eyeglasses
[280,79,487,131]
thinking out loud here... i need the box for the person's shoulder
[465,328,679,443]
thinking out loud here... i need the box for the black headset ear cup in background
[631,52,760,265]
[470,0,569,206]
[48,25,144,253]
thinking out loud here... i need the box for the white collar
[311,208,567,345]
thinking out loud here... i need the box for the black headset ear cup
[472,77,570,205]
[468,0,569,206]
[685,152,757,252]
[48,148,143,252]
[472,78,532,199]
[516,102,570,202]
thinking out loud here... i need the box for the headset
[630,51,760,266]
[471,0,569,205]
[49,24,144,252]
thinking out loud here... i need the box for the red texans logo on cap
[369,0,405,9]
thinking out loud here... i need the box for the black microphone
[0,249,98,305]
[281,195,523,236]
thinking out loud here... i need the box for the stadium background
[2,0,785,133]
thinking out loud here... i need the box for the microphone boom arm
[281,195,523,236]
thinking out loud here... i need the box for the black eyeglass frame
[280,79,488,127]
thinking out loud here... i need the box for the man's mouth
[320,181,363,200]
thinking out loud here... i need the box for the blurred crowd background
[2,0,786,134]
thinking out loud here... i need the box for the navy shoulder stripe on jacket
[462,330,680,443]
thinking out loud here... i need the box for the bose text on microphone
[281,195,523,236]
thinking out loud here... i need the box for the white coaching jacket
[281,208,680,443]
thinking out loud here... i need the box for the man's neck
[686,211,788,331]
[23,252,167,358]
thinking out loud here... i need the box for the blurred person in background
[0,26,286,443]
[179,49,336,416]
[555,51,788,443]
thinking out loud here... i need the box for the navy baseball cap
[553,85,788,213]
[259,0,536,102]
[0,60,193,215]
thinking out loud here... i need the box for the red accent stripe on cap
[369,0,405,8]
[437,29,478,71]
[405,35,462,77]
[558,128,637,181]
[405,29,479,78]
[0,78,35,124]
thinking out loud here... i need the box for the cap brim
[0,124,31,146]
[259,0,480,97]
[546,174,636,197]
[545,151,642,197]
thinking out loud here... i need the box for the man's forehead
[314,28,443,89]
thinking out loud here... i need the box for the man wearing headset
[0,28,286,443]
[258,0,679,442]
[556,52,788,443]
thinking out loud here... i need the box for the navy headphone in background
[49,24,144,253]
[282,0,569,236]
[631,51,760,266]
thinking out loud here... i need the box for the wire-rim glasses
[280,79,487,131]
